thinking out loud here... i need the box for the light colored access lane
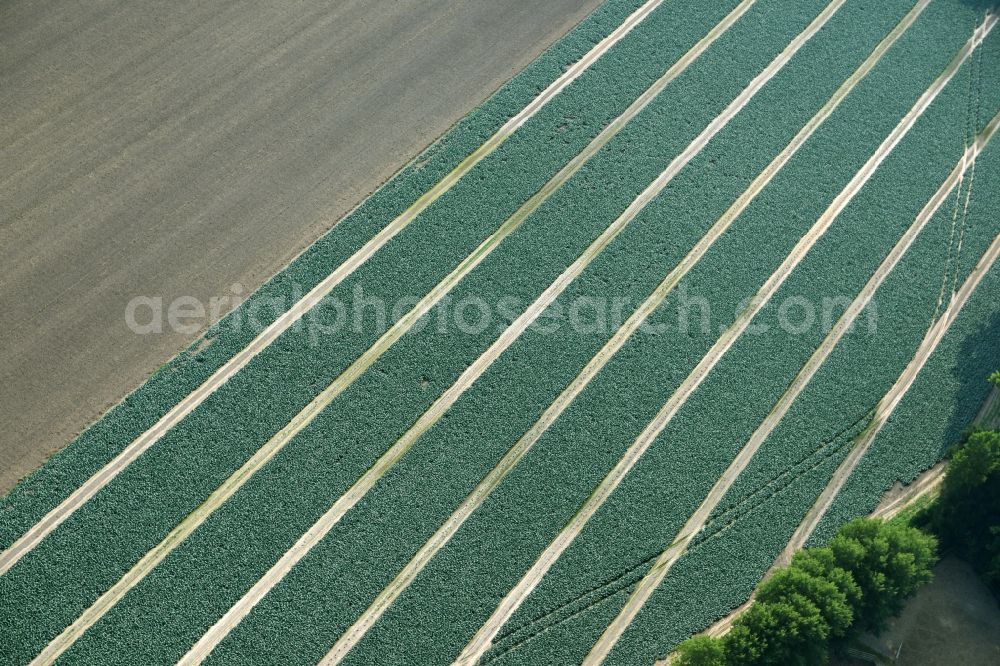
[0,0,604,496]
[323,1,927,658]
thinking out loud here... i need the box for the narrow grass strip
[586,100,1000,666]
[0,0,669,580]
[457,14,987,664]
[22,4,760,664]
[320,3,930,661]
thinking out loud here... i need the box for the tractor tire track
[781,185,1000,559]
[174,5,785,662]
[455,1,918,661]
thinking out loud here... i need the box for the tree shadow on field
[941,311,1000,455]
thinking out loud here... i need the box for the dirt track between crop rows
[657,464,949,665]
[327,2,928,657]
[783,226,1000,561]
[0,0,613,581]
[0,0,602,497]
[583,20,994,661]
[4,2,999,664]
[457,2,858,659]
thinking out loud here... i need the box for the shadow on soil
[835,557,1000,665]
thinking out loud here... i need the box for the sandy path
[171,5,776,662]
[0,0,662,580]
[454,1,869,661]
[663,203,1000,661]
[22,3,755,663]
[781,177,1000,561]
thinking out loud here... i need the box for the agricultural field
[2,0,999,664]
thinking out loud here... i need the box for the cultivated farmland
[2,0,998,665]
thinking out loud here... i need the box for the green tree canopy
[933,429,1000,586]
[758,555,854,638]
[724,594,830,666]
[672,520,936,664]
[827,518,937,632]
[675,634,725,666]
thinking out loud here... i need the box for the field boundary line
[972,385,1000,429]
[456,0,892,661]
[870,462,945,521]
[22,3,760,663]
[462,13,986,664]
[319,1,930,661]
[583,24,997,663]
[0,0,669,579]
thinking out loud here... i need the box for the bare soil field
[0,0,601,494]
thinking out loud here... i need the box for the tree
[675,635,725,666]
[718,548,858,665]
[724,595,829,666]
[933,429,1000,587]
[790,546,862,627]
[670,521,935,665]
[758,556,854,638]
[828,518,937,632]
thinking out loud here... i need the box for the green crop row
[2,1,765,661]
[1,2,992,665]
[357,7,989,665]
[504,22,1000,666]
[809,228,1000,541]
[610,263,1000,664]
[213,2,925,664]
[2,0,799,662]
[0,0,654,551]
[706,153,1000,526]
[312,2,976,661]
[807,151,1000,546]
[46,2,829,663]
[633,451,850,663]
[207,0,895,660]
